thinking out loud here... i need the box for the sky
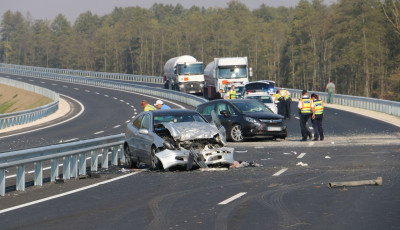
[1,0,303,23]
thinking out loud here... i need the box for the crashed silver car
[124,109,234,170]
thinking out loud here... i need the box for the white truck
[163,55,204,94]
[203,57,252,99]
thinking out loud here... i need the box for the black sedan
[196,99,287,142]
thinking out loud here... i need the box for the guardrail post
[51,159,59,182]
[79,153,87,176]
[34,161,43,186]
[0,169,5,196]
[119,144,125,164]
[16,165,25,191]
[101,148,109,169]
[91,150,99,172]
[70,155,78,178]
[111,146,118,166]
[63,156,71,180]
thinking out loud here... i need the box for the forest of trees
[1,0,400,101]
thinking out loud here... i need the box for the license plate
[267,127,282,131]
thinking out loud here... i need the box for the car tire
[230,124,244,142]
[124,145,138,168]
[150,146,163,170]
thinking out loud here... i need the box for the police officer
[280,88,291,119]
[311,93,324,141]
[228,85,236,99]
[275,90,284,116]
[141,100,157,111]
[298,90,314,141]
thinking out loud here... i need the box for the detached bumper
[178,82,204,94]
[156,147,234,169]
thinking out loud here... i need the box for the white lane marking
[113,125,121,128]
[254,147,264,149]
[218,192,247,205]
[41,81,45,84]
[29,79,34,82]
[113,97,117,100]
[61,138,80,143]
[94,131,104,135]
[85,90,90,92]
[309,127,313,130]
[131,106,134,108]
[295,117,300,119]
[0,94,85,139]
[235,150,248,153]
[297,153,306,159]
[126,102,130,105]
[125,120,130,123]
[63,85,68,88]
[74,88,79,90]
[105,95,109,97]
[52,83,57,86]
[134,109,136,111]
[273,168,288,176]
[131,116,135,119]
[120,100,124,102]
[0,171,143,214]
[95,92,100,95]
[296,162,308,167]
[134,112,137,115]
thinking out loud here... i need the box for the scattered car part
[328,177,382,188]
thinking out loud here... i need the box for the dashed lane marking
[105,95,109,97]
[52,83,57,86]
[218,192,247,205]
[113,125,121,128]
[74,88,79,90]
[95,92,100,95]
[85,90,90,92]
[273,168,288,176]
[113,97,117,100]
[94,131,104,135]
[125,120,130,123]
[235,150,248,153]
[255,147,264,149]
[297,153,306,159]
[63,86,68,88]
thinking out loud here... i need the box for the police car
[243,90,277,114]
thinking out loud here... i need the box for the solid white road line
[235,150,248,153]
[273,168,288,176]
[254,147,264,149]
[94,131,104,135]
[0,171,143,214]
[297,153,306,159]
[218,192,247,205]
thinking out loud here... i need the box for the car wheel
[150,146,163,170]
[124,145,138,168]
[230,124,244,142]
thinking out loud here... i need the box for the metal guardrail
[0,134,125,196]
[0,63,164,84]
[285,89,400,117]
[0,77,59,130]
[0,67,207,108]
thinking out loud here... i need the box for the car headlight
[199,83,204,88]
[179,84,185,88]
[244,116,261,126]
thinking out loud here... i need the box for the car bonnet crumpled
[161,122,221,141]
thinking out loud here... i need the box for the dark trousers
[312,114,324,140]
[278,99,285,116]
[300,113,312,139]
[285,98,291,118]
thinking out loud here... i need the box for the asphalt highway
[0,73,399,230]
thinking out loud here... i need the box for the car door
[196,102,216,122]
[216,102,239,132]
[135,113,154,163]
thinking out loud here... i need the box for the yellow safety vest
[314,100,324,115]
[280,89,290,100]
[229,90,236,99]
[144,104,157,111]
[300,98,312,114]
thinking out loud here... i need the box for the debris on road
[230,161,263,168]
[328,177,382,188]
[296,162,308,167]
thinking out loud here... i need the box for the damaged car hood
[161,122,221,141]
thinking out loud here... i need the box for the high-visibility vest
[280,89,290,100]
[229,90,236,99]
[300,98,312,114]
[144,104,157,111]
[314,100,324,115]
[275,94,282,102]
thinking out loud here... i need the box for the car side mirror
[220,110,231,118]
[139,129,149,135]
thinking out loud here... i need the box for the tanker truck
[203,57,252,99]
[163,55,204,94]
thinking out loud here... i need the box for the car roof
[150,109,200,116]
